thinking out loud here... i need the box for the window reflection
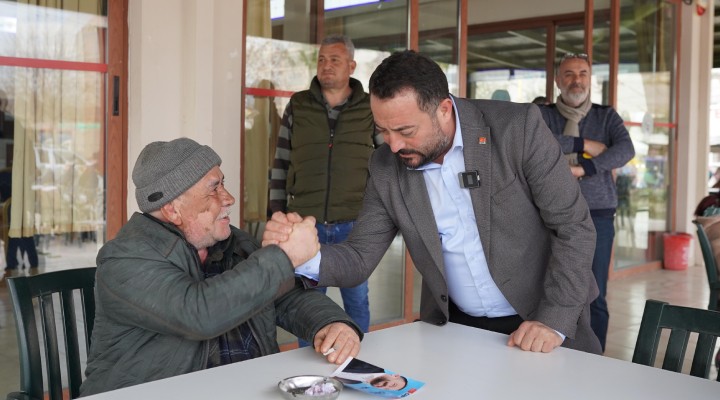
[246,0,410,340]
[419,0,458,95]
[613,0,675,269]
[468,27,549,103]
[0,1,107,270]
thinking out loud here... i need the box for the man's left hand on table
[507,320,563,353]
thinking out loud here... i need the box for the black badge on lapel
[458,171,480,189]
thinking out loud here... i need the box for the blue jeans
[590,215,615,353]
[298,221,370,348]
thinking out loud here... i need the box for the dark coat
[81,213,359,395]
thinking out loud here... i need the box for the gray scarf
[555,94,592,165]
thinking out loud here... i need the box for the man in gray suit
[264,50,601,354]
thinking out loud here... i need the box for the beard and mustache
[395,115,452,169]
[562,83,589,106]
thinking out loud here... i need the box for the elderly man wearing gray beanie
[80,137,362,396]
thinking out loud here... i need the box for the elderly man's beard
[562,84,589,106]
[396,116,452,169]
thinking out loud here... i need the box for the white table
[83,322,718,399]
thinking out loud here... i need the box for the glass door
[612,0,677,271]
[0,0,108,271]
[245,0,411,346]
[467,25,550,102]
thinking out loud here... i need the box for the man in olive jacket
[270,35,381,341]
[80,138,361,396]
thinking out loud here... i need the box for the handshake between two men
[262,211,363,364]
[263,210,569,355]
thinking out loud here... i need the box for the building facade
[0,0,715,335]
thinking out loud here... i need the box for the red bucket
[662,232,693,271]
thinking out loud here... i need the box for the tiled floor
[604,265,717,373]
[0,243,717,394]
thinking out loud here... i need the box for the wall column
[677,4,714,265]
[127,0,244,219]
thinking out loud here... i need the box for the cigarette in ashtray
[322,347,336,356]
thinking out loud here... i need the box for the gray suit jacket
[319,97,601,353]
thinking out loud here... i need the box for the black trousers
[448,299,524,335]
[6,237,38,269]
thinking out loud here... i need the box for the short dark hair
[532,96,547,105]
[369,50,449,114]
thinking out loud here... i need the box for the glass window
[613,0,676,270]
[468,26,549,103]
[466,3,573,104]
[0,1,107,271]
[245,1,405,227]
[245,0,410,342]
[590,2,611,105]
[325,0,407,54]
[419,0,459,95]
[709,70,720,187]
[554,23,605,103]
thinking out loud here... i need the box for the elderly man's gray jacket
[80,212,359,396]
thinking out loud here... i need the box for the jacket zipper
[323,126,334,223]
[186,242,212,369]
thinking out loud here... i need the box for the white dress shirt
[413,112,516,317]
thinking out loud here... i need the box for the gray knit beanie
[133,137,222,212]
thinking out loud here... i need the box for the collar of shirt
[322,95,349,115]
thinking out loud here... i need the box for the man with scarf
[539,53,635,352]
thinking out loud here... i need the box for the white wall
[127,0,244,221]
[678,4,715,264]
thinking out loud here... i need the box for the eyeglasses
[559,53,589,62]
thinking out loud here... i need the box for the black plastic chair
[632,299,720,380]
[693,221,720,311]
[6,267,97,400]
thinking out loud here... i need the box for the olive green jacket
[276,77,376,222]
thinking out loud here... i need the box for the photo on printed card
[331,357,424,398]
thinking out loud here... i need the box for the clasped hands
[262,211,360,364]
[262,211,319,267]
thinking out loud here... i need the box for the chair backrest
[6,267,97,400]
[693,221,720,311]
[632,299,720,381]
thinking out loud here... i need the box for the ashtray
[277,375,343,399]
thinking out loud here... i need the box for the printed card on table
[331,357,424,398]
